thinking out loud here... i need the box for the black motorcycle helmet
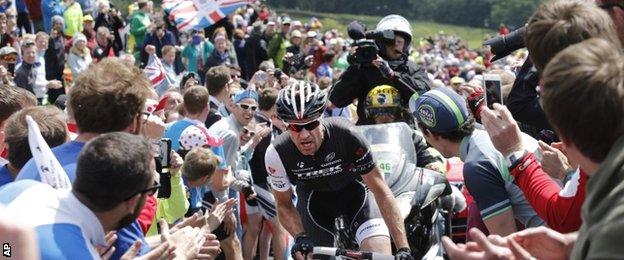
[276,80,327,123]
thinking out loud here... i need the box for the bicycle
[313,246,395,260]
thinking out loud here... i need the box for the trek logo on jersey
[271,180,287,189]
[296,165,343,179]
[325,152,336,162]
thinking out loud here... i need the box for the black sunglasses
[288,120,320,132]
[124,180,161,201]
[242,127,255,136]
[238,103,257,111]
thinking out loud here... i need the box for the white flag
[26,115,72,189]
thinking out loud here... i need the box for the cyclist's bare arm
[362,167,409,249]
[273,188,306,236]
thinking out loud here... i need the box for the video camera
[347,21,395,64]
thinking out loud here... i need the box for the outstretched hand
[442,228,533,260]
[207,198,236,232]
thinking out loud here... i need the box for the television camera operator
[329,15,431,125]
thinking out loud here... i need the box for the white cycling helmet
[276,80,327,123]
[375,14,413,54]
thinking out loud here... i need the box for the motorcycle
[356,122,463,259]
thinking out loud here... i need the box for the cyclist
[264,80,413,259]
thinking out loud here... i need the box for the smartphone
[483,74,503,109]
[157,138,172,199]
[159,138,172,169]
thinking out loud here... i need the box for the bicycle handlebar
[313,246,394,260]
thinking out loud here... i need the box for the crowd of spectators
[0,0,623,259]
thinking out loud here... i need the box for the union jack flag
[144,54,171,94]
[164,0,252,32]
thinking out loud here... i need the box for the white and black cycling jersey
[264,117,377,193]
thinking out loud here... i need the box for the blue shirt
[165,119,228,210]
[17,140,85,182]
[164,119,196,152]
[316,63,333,79]
[0,180,106,260]
[15,140,152,258]
[110,221,150,260]
[0,165,14,187]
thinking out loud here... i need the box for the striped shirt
[0,180,106,259]
[460,129,545,228]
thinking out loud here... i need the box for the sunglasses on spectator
[124,180,161,200]
[242,127,255,136]
[238,104,257,111]
[22,40,36,47]
[287,120,320,132]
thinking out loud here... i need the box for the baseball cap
[291,30,302,38]
[233,89,259,104]
[450,76,465,85]
[179,125,222,150]
[413,87,469,133]
[83,15,94,22]
[282,17,292,25]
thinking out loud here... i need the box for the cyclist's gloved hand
[395,247,414,260]
[292,233,314,259]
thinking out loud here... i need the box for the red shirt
[137,195,158,234]
[510,153,585,233]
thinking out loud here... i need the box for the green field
[278,9,495,49]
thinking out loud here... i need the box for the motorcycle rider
[364,84,444,172]
[330,15,432,125]
[264,80,413,259]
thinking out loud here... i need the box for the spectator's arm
[392,62,432,98]
[413,130,445,172]
[506,59,551,130]
[511,153,584,233]
[463,160,517,236]
[329,65,361,108]
[158,173,190,224]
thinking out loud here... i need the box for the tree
[490,0,543,29]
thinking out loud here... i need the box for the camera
[347,21,395,64]
[156,138,172,198]
[483,26,526,62]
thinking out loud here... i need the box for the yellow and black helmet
[365,85,402,117]
[366,85,401,109]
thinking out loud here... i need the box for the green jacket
[63,2,83,37]
[268,32,290,69]
[572,135,624,259]
[147,173,190,236]
[129,11,150,49]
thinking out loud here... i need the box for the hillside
[279,9,496,49]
